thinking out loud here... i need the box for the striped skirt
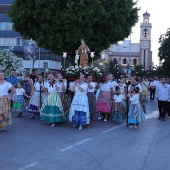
[87,92,96,120]
[40,92,64,123]
[58,92,70,118]
[12,95,25,113]
[128,103,145,125]
[28,91,46,114]
[0,97,12,129]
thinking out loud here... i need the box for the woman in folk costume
[0,71,15,131]
[97,75,112,122]
[141,77,149,100]
[56,73,70,118]
[69,74,90,130]
[22,71,34,109]
[86,75,97,121]
[40,73,64,127]
[28,74,48,119]
[112,86,126,123]
[12,82,31,117]
[127,86,145,128]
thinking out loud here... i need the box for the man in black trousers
[156,76,170,121]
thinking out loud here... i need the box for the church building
[102,11,152,71]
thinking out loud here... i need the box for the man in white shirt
[156,76,170,121]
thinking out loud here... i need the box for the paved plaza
[1,99,170,170]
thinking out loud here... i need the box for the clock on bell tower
[140,11,152,70]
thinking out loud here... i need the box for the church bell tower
[140,11,152,70]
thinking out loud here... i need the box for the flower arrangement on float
[66,65,103,78]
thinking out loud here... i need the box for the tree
[0,47,23,75]
[158,28,170,77]
[104,59,123,78]
[9,0,139,59]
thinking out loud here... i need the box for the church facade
[102,11,152,71]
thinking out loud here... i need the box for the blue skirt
[72,111,87,126]
[128,103,145,125]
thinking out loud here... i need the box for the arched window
[133,59,137,65]
[123,58,127,64]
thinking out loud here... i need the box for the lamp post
[23,38,38,73]
[101,54,105,62]
[63,52,67,70]
[90,52,95,67]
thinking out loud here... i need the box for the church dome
[143,11,150,16]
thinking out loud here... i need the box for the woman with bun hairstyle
[127,86,145,128]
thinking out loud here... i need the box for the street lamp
[23,38,38,73]
[90,52,95,67]
[101,54,105,62]
[63,52,67,69]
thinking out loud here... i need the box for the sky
[129,0,170,66]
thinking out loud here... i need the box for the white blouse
[130,94,139,104]
[34,82,48,91]
[47,83,57,93]
[87,82,96,92]
[100,82,112,91]
[0,82,12,97]
[56,81,67,92]
[16,88,25,95]
[75,82,88,95]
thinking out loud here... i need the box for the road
[1,99,170,170]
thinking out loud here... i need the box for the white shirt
[47,83,57,93]
[149,81,157,87]
[0,81,12,97]
[75,82,88,95]
[130,94,139,104]
[136,84,143,93]
[156,83,170,101]
[16,88,25,95]
[56,81,67,92]
[109,81,118,90]
[100,82,112,91]
[114,94,123,102]
[87,82,96,92]
[34,82,48,91]
[119,83,126,94]
[69,82,74,91]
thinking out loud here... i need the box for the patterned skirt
[0,97,12,128]
[128,103,145,125]
[58,92,70,118]
[113,102,126,122]
[69,94,90,126]
[96,91,111,113]
[87,92,96,120]
[40,92,64,123]
[12,95,25,113]
[28,91,46,114]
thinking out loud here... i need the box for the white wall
[23,60,61,72]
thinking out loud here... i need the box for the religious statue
[77,39,90,67]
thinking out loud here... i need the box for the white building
[102,11,153,71]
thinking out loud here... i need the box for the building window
[0,22,13,30]
[133,59,137,65]
[0,38,17,46]
[123,58,127,64]
[43,62,48,69]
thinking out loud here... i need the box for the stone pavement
[1,98,170,170]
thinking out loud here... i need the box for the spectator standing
[156,76,170,121]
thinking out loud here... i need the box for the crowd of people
[0,68,170,131]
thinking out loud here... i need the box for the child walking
[128,86,145,128]
[12,82,31,117]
